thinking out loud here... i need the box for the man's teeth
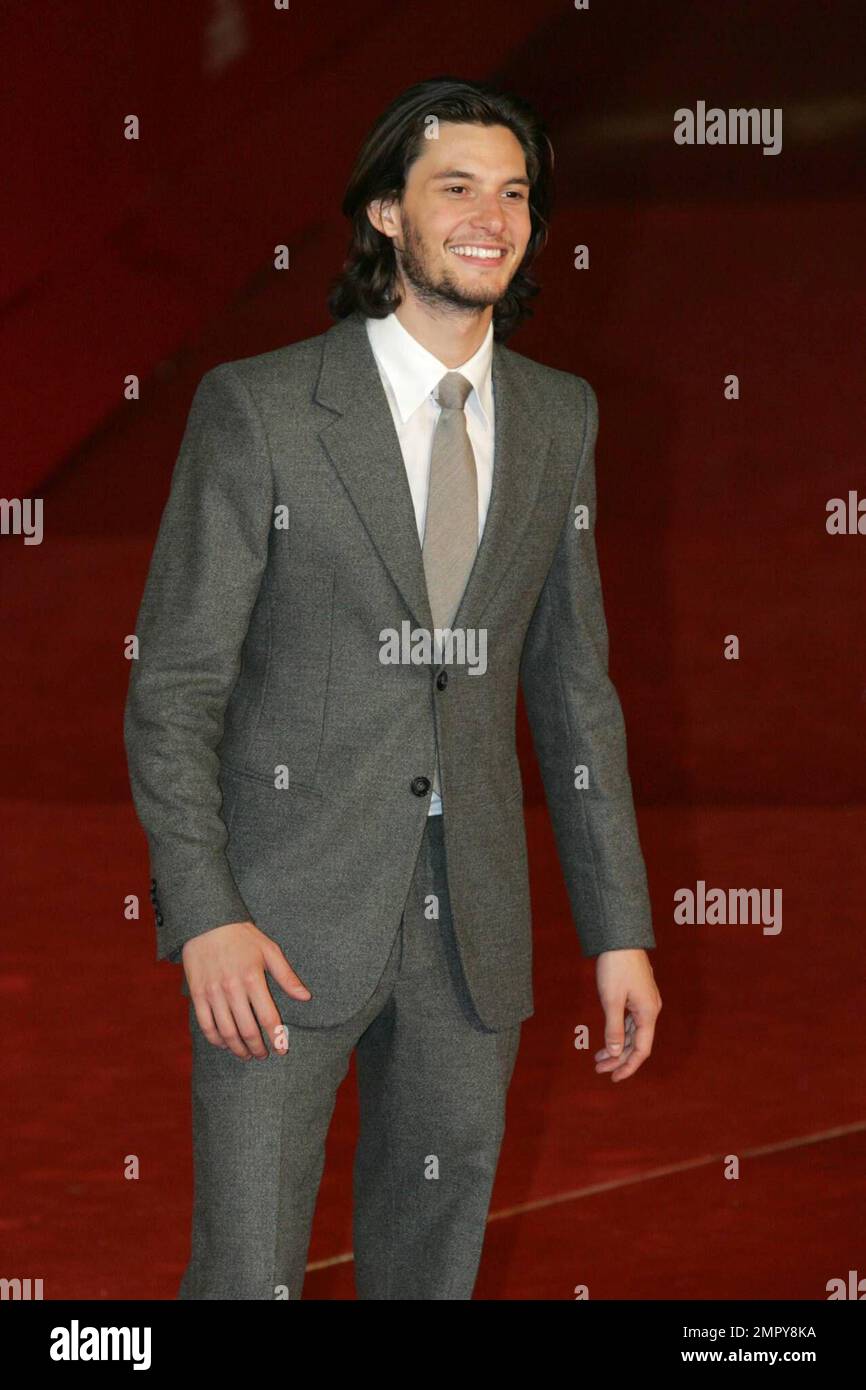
[449,246,505,259]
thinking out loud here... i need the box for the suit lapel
[315,311,555,637]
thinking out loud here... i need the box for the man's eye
[443,185,526,199]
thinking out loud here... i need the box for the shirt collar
[365,311,494,429]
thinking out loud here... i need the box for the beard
[394,213,511,315]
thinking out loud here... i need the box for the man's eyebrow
[429,168,532,187]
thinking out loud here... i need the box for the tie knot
[435,371,473,412]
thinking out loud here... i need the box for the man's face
[371,121,534,314]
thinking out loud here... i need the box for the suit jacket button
[411,776,431,796]
[436,671,448,690]
[155,911,164,926]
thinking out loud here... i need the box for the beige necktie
[422,371,478,802]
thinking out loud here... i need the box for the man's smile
[447,243,508,265]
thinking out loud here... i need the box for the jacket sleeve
[519,375,655,958]
[123,363,275,962]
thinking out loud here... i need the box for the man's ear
[367,195,400,241]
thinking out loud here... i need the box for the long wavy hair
[326,76,554,342]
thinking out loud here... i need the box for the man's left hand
[593,948,662,1082]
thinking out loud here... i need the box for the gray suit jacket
[123,309,655,1029]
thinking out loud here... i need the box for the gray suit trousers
[177,814,522,1300]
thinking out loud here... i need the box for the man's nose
[468,199,506,232]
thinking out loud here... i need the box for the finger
[224,981,269,1059]
[595,1035,635,1071]
[208,988,254,1059]
[609,1019,656,1080]
[594,1013,636,1061]
[261,940,312,1000]
[601,997,629,1059]
[191,996,227,1049]
[246,979,289,1056]
[610,1038,652,1080]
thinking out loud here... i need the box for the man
[124,75,661,1302]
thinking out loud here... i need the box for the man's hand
[182,921,312,1060]
[593,948,661,1082]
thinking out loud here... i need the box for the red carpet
[3,798,865,1298]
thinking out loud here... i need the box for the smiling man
[124,75,661,1302]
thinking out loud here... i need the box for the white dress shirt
[365,310,496,816]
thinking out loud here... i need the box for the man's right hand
[182,921,311,1060]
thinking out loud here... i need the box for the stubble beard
[394,213,512,317]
